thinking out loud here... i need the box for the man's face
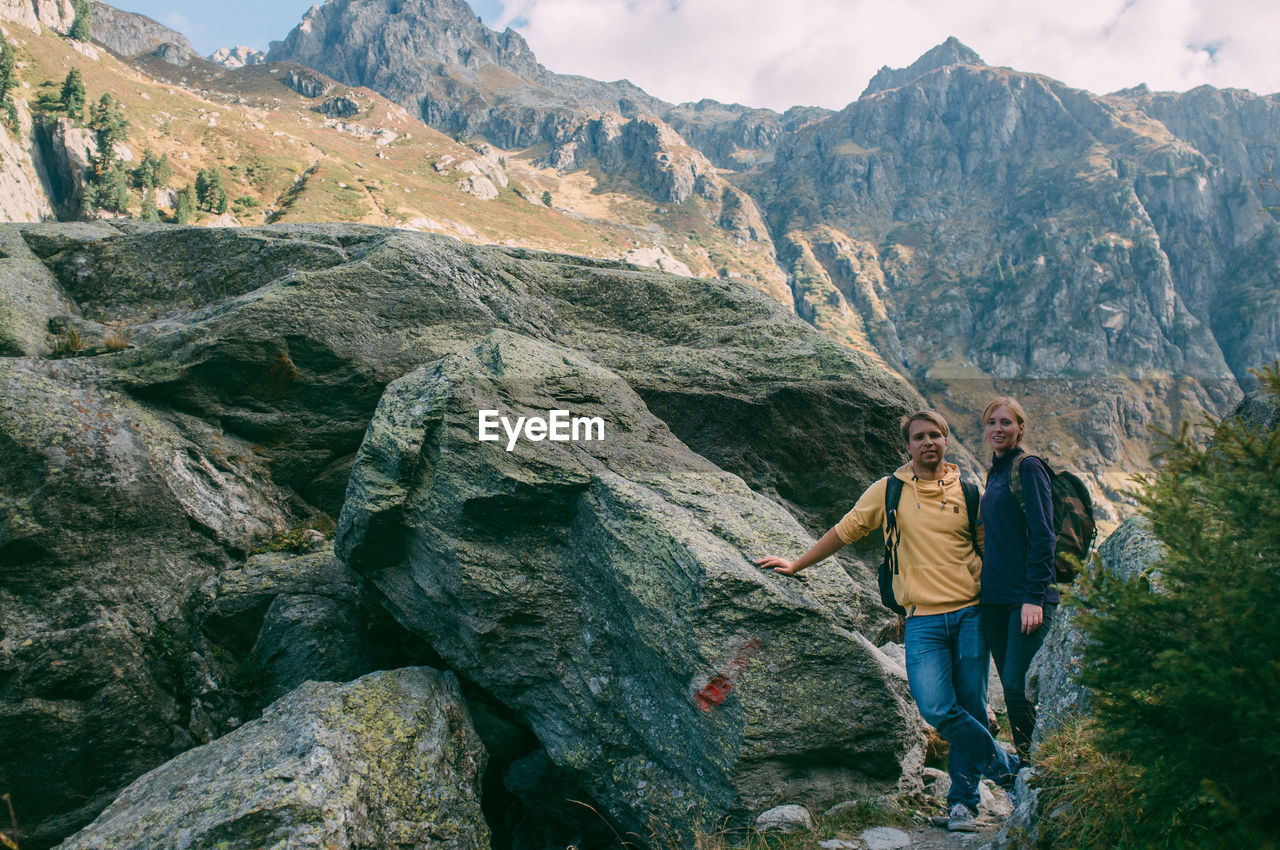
[906,418,948,472]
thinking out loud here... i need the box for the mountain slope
[744,47,1277,516]
[0,8,784,294]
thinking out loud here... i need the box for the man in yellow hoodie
[757,410,1018,832]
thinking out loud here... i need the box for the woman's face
[984,404,1024,455]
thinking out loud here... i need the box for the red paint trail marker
[694,638,763,711]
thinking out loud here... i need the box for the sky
[111,0,1280,111]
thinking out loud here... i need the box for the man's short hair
[899,409,951,445]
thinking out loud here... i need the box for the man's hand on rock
[755,556,802,576]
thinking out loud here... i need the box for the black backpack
[1005,455,1097,583]
[878,476,981,616]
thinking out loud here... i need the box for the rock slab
[57,667,489,850]
[338,330,926,839]
[860,826,913,849]
[755,804,814,834]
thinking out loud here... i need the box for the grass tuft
[1033,717,1141,848]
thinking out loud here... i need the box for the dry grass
[1033,717,1142,849]
[103,320,132,352]
[1,793,18,849]
[50,325,84,358]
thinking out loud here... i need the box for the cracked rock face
[56,667,490,850]
[337,331,926,839]
[85,1,197,59]
[0,353,293,845]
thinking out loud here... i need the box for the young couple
[756,399,1056,832]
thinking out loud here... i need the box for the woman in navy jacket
[979,397,1058,763]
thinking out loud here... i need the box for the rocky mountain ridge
[748,47,1275,502]
[266,0,666,134]
[262,0,1280,520]
[208,44,264,69]
[86,0,195,63]
[0,0,73,33]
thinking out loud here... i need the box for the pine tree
[97,158,128,214]
[195,168,210,207]
[69,0,91,42]
[1078,363,1280,847]
[60,67,86,120]
[140,186,159,222]
[0,39,16,105]
[196,167,227,213]
[210,176,227,214]
[174,183,196,224]
[88,92,126,152]
[79,178,98,219]
[134,148,162,188]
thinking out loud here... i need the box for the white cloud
[493,0,1280,110]
[156,11,200,43]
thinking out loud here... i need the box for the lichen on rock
[56,667,490,850]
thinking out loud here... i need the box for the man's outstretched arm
[755,527,848,576]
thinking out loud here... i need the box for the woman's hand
[756,556,801,576]
[1021,603,1044,634]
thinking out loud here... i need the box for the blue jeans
[905,605,1019,812]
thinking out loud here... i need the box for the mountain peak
[267,0,667,139]
[860,37,985,98]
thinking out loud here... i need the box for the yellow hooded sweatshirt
[834,462,982,617]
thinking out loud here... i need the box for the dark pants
[982,602,1056,761]
[905,605,1019,812]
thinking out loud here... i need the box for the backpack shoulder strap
[883,475,904,563]
[879,475,907,616]
[961,479,982,558]
[1009,453,1028,516]
[885,474,904,515]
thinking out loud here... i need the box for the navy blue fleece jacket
[980,448,1059,606]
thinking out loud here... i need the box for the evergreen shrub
[1057,363,1280,848]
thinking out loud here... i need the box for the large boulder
[56,667,490,850]
[69,224,915,530]
[2,222,919,846]
[0,355,293,845]
[1236,382,1280,432]
[337,331,927,840]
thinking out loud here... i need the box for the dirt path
[901,817,1002,848]
[828,817,1002,850]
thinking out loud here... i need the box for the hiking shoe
[947,803,978,832]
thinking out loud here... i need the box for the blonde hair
[982,397,1029,445]
[899,410,950,445]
